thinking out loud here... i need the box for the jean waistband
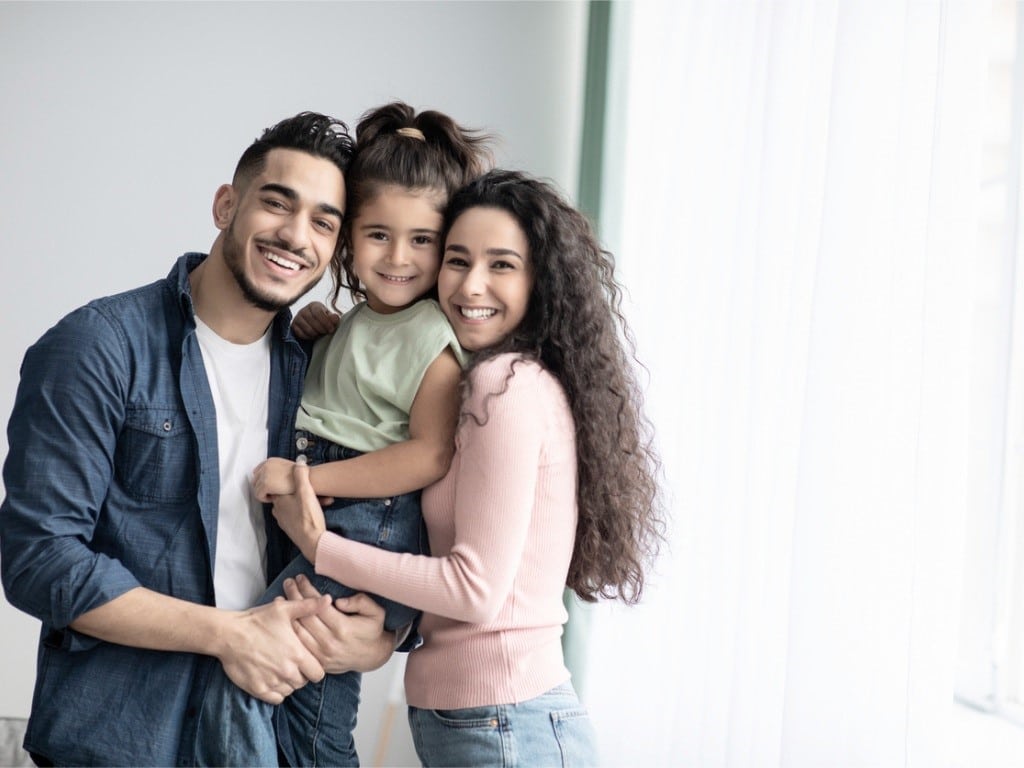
[294,429,362,463]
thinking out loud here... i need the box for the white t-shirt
[194,316,271,611]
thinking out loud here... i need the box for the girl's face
[350,185,445,313]
[438,206,533,351]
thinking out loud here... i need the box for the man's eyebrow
[260,183,297,200]
[318,202,344,220]
[260,183,343,220]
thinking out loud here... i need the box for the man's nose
[278,214,312,253]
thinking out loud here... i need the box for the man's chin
[239,277,320,313]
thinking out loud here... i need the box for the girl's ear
[212,184,236,231]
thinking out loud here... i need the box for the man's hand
[215,596,329,704]
[283,575,394,674]
[67,586,330,706]
[292,301,340,340]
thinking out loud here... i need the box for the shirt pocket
[115,406,197,503]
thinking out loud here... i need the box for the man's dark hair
[232,111,354,189]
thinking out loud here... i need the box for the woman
[275,169,664,766]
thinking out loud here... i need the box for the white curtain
[581,2,990,765]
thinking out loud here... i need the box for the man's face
[217,148,345,312]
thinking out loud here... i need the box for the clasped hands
[224,459,389,704]
[224,579,392,705]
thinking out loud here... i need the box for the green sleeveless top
[295,299,467,453]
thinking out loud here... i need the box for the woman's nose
[461,264,487,296]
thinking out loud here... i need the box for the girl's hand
[271,461,327,564]
[292,301,340,340]
[251,457,297,502]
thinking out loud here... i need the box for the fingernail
[284,578,294,587]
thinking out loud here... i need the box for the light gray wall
[0,1,586,761]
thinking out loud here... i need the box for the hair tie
[396,127,426,141]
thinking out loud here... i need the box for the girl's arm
[273,360,552,625]
[252,348,462,501]
[291,301,340,340]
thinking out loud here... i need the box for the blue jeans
[407,681,598,767]
[195,431,426,767]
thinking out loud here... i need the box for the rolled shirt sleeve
[1,305,143,644]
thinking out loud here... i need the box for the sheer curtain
[580,2,991,765]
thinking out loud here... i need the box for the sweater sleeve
[314,357,545,624]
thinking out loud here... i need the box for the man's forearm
[69,586,234,657]
[70,586,329,704]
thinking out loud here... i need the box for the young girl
[274,169,666,767]
[194,102,491,767]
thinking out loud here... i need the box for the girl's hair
[443,169,666,604]
[329,101,492,307]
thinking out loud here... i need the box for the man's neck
[189,253,277,344]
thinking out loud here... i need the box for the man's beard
[222,221,318,312]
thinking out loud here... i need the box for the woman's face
[438,206,533,351]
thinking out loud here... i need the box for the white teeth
[461,306,497,320]
[264,250,299,271]
[380,274,413,283]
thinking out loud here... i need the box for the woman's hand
[292,301,340,340]
[282,575,394,674]
[271,461,327,563]
[251,457,298,502]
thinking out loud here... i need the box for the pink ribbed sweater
[314,354,576,709]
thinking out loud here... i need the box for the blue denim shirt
[0,253,307,766]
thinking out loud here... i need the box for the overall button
[296,436,309,450]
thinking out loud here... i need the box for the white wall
[0,1,586,762]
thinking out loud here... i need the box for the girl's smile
[350,186,445,314]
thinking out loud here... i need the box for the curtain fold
[582,2,990,765]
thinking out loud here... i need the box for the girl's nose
[385,240,409,265]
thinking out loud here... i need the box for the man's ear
[212,184,236,231]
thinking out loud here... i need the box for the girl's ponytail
[329,102,493,306]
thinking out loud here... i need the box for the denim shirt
[0,253,307,766]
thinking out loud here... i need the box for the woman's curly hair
[443,170,666,604]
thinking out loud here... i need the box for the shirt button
[296,436,309,450]
[163,420,172,432]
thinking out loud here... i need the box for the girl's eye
[412,235,436,246]
[368,231,388,241]
[492,260,515,270]
[444,256,469,268]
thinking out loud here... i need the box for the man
[0,112,394,766]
